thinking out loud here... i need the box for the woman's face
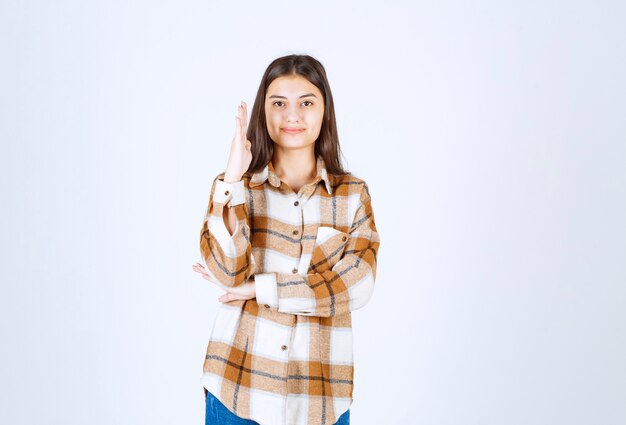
[264,74,325,151]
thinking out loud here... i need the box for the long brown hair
[245,54,349,176]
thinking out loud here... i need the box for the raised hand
[224,101,253,182]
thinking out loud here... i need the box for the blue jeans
[205,390,350,425]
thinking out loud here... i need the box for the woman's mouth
[282,127,305,134]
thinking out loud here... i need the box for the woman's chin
[273,139,315,150]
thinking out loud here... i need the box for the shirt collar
[249,155,334,195]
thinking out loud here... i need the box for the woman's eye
[271,100,313,107]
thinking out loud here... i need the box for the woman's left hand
[192,262,256,303]
[217,281,256,303]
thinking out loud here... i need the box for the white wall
[1,0,624,424]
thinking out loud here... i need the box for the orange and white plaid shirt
[199,155,380,425]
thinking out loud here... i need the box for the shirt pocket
[307,225,350,274]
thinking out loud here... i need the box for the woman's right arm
[199,101,254,289]
[199,174,253,289]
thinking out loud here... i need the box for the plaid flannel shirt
[199,156,380,425]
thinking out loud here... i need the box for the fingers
[236,101,247,139]
[240,101,247,135]
[192,263,206,273]
[219,292,242,303]
[219,292,250,303]
[235,107,241,140]
[233,101,248,148]
[218,285,255,303]
[191,263,216,283]
[194,260,254,303]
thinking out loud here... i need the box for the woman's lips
[282,128,305,134]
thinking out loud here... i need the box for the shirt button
[342,236,347,241]
[292,229,299,235]
[224,190,230,196]
[294,200,299,206]
[292,268,298,274]
[281,345,288,351]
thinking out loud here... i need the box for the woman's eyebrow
[268,93,318,99]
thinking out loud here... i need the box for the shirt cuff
[213,179,245,206]
[255,272,278,309]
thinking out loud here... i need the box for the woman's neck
[272,148,317,193]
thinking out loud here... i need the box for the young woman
[192,54,380,425]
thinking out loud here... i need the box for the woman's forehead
[266,75,321,97]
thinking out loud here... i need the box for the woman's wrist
[223,173,242,183]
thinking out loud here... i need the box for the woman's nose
[285,106,301,122]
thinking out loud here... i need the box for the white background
[1,1,625,424]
